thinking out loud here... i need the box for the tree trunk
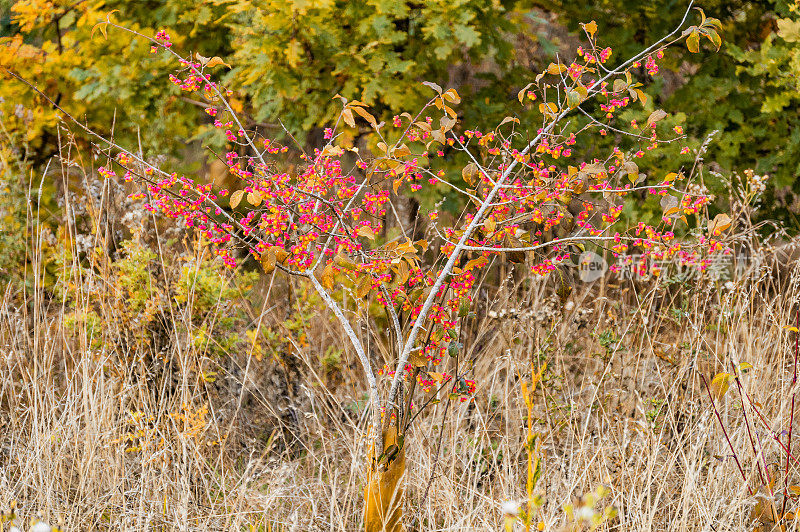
[364,426,405,531]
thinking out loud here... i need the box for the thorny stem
[781,309,799,520]
[731,360,770,487]
[700,372,752,495]
[744,388,800,466]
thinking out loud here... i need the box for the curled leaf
[92,22,109,40]
[422,81,442,94]
[517,82,534,104]
[498,116,520,127]
[206,57,231,68]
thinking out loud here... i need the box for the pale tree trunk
[364,425,406,531]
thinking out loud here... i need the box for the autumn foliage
[1,1,767,529]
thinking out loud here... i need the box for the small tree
[7,3,727,528]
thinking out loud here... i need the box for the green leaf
[566,89,582,108]
[705,29,722,51]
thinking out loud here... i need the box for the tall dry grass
[2,160,800,531]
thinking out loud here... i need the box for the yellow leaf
[499,116,520,127]
[355,275,373,299]
[321,263,335,291]
[92,22,108,41]
[260,248,277,274]
[247,191,262,207]
[442,88,461,104]
[462,163,480,186]
[710,372,733,401]
[622,161,639,183]
[408,351,427,367]
[686,30,700,53]
[583,20,598,37]
[393,143,412,157]
[351,105,377,127]
[334,253,358,270]
[393,259,410,284]
[464,256,489,271]
[286,39,303,67]
[320,145,345,158]
[427,372,447,383]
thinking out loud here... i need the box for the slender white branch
[306,271,383,457]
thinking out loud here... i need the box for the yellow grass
[2,175,799,531]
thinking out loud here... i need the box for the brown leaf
[357,225,376,240]
[355,275,373,299]
[462,163,480,187]
[229,190,244,208]
[342,108,356,128]
[646,109,668,127]
[270,246,288,264]
[205,56,231,68]
[708,213,733,235]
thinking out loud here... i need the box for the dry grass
[2,168,800,531]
